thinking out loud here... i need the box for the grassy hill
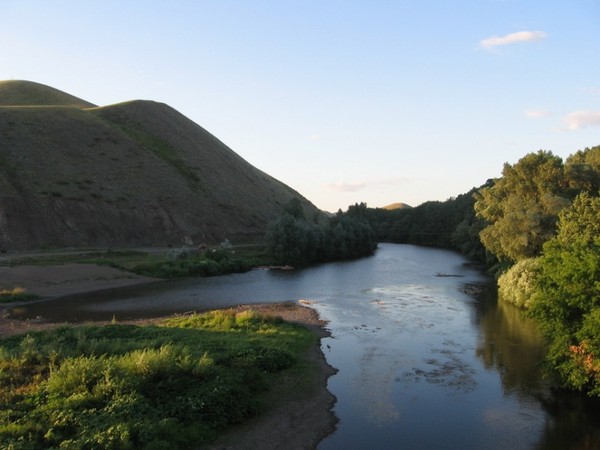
[0,80,96,108]
[0,81,321,250]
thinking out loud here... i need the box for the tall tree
[474,151,571,262]
[565,145,600,195]
[529,193,600,396]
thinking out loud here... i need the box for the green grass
[0,310,316,449]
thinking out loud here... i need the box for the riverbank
[0,264,338,449]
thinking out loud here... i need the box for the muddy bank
[0,263,158,298]
[206,303,338,450]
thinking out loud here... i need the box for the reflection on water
[9,244,600,449]
[475,289,547,397]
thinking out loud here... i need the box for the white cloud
[564,110,600,130]
[525,109,552,118]
[480,31,547,49]
[327,181,367,192]
[326,177,410,193]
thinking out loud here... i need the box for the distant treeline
[266,190,487,267]
[349,190,490,263]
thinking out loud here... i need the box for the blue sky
[2,1,599,212]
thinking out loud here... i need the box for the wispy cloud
[564,110,600,130]
[480,31,547,49]
[326,177,410,193]
[327,181,368,192]
[525,109,552,118]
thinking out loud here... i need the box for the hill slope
[0,80,96,108]
[0,81,321,250]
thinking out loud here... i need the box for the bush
[497,258,542,309]
[528,193,600,396]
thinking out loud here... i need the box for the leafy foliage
[131,250,249,278]
[529,193,600,396]
[266,202,378,265]
[0,311,314,449]
[475,147,600,264]
[475,151,571,263]
[497,258,541,309]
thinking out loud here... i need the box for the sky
[1,1,599,212]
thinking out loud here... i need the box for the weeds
[0,310,314,449]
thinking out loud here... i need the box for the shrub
[497,258,542,309]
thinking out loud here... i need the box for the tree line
[266,146,599,395]
[265,198,378,266]
[476,146,600,396]
[338,145,599,396]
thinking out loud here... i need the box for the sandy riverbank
[0,264,338,449]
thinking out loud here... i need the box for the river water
[9,244,600,449]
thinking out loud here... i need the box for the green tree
[266,204,377,266]
[529,193,600,395]
[284,197,306,220]
[475,151,570,262]
[565,145,600,195]
[266,214,317,265]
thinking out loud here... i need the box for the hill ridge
[0,80,96,108]
[0,81,321,250]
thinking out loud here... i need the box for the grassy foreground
[0,310,317,449]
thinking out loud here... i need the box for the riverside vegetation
[0,309,317,449]
[356,145,600,397]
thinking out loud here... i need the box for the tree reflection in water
[474,286,600,450]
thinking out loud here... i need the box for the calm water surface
[10,244,600,449]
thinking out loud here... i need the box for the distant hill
[382,202,412,210]
[0,81,322,250]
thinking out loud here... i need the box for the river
[9,243,600,449]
